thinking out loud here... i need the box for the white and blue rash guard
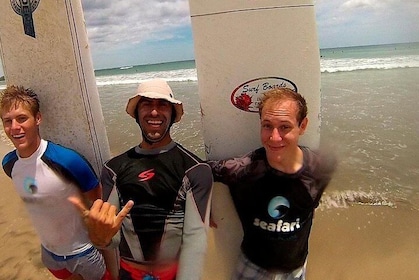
[209,146,336,272]
[2,139,99,256]
[101,141,213,279]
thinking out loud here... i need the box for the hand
[69,197,134,247]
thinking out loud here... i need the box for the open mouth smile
[12,134,25,139]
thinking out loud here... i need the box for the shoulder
[301,146,337,178]
[2,149,18,165]
[43,141,84,161]
[42,141,93,172]
[104,147,138,171]
[2,150,18,178]
[174,144,212,174]
[43,141,98,186]
[174,143,204,164]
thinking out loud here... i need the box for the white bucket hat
[126,79,184,123]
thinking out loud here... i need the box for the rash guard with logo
[209,146,335,272]
[2,139,99,256]
[101,141,213,279]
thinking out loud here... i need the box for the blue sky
[1,0,419,75]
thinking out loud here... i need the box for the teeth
[12,134,24,139]
[148,120,162,125]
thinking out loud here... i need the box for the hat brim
[126,92,184,123]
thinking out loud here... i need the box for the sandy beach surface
[0,142,418,280]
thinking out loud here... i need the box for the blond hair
[0,85,40,117]
[258,87,307,125]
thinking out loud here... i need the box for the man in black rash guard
[209,88,336,280]
[71,79,213,280]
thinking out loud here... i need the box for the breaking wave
[319,190,397,210]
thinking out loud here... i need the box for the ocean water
[1,42,418,210]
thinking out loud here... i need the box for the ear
[299,117,308,135]
[35,112,42,125]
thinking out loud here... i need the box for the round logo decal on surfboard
[10,0,41,38]
[231,77,297,113]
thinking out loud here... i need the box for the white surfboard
[188,1,321,278]
[0,0,117,278]
[0,0,109,174]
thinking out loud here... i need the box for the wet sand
[0,142,418,279]
[308,204,419,279]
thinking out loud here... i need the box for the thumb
[68,196,89,216]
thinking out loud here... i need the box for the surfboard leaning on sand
[188,0,322,278]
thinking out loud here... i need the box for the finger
[98,202,117,223]
[115,200,134,226]
[68,196,88,214]
[89,199,105,215]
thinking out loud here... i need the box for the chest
[115,158,185,207]
[12,158,78,204]
[231,174,314,222]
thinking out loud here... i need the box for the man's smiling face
[1,102,41,158]
[136,97,173,148]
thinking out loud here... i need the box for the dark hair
[258,87,307,125]
[0,85,40,117]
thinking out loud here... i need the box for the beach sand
[308,204,419,279]
[0,142,418,280]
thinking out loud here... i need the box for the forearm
[208,152,253,184]
[177,191,209,279]
[82,184,102,207]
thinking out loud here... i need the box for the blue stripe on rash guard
[42,141,99,192]
[2,150,18,178]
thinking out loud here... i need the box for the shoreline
[0,141,418,279]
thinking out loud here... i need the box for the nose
[11,119,21,130]
[150,108,158,116]
[270,128,282,141]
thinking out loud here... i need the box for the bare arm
[81,183,102,206]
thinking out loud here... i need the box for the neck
[140,135,172,150]
[18,137,42,158]
[267,146,303,174]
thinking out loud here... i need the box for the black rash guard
[101,141,213,279]
[209,146,335,272]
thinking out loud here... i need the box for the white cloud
[1,0,418,74]
[315,0,419,48]
[341,0,378,10]
[83,0,191,50]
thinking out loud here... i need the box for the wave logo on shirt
[24,177,38,194]
[267,196,290,219]
[138,169,155,181]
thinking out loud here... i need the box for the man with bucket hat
[71,79,213,280]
